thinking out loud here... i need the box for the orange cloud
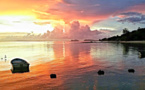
[0,0,59,15]
[1,0,145,35]
[34,6,108,25]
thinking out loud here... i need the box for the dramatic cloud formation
[0,0,145,37]
[35,0,145,24]
[43,21,103,39]
[68,21,102,39]
[1,0,145,24]
[117,12,145,24]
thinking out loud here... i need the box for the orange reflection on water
[0,41,107,90]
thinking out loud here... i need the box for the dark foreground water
[0,41,145,90]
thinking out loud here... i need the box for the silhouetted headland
[100,28,145,42]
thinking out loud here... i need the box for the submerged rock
[11,58,30,73]
[128,69,135,73]
[50,74,57,78]
[138,51,145,58]
[98,70,105,75]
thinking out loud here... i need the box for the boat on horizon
[71,39,79,41]
[83,39,98,43]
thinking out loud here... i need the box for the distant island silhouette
[100,28,145,41]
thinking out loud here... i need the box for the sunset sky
[0,0,145,36]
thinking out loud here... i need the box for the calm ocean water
[0,41,145,90]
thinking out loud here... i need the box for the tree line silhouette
[100,27,145,41]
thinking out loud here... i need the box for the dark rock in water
[11,58,30,73]
[138,51,145,58]
[128,69,135,73]
[50,74,57,78]
[98,70,104,75]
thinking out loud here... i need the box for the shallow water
[0,41,145,90]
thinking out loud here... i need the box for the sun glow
[46,24,54,32]
[0,15,54,33]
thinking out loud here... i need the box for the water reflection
[121,43,145,53]
[122,43,130,55]
[0,41,145,89]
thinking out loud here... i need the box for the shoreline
[0,40,145,44]
[100,41,145,44]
